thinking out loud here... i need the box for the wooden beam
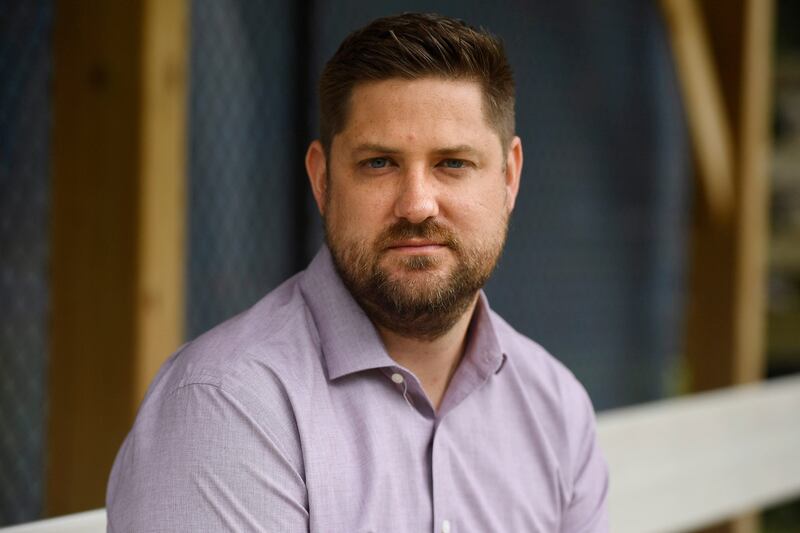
[48,2,142,516]
[47,0,187,516]
[660,0,736,226]
[665,0,774,531]
[732,0,773,388]
[681,0,774,394]
[136,0,188,402]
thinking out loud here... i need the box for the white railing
[0,510,105,533]
[3,374,800,533]
[599,373,800,533]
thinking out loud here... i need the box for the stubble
[325,216,508,341]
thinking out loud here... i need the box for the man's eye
[441,159,466,169]
[367,158,390,169]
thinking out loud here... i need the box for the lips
[387,239,444,249]
[375,219,459,254]
[386,241,447,254]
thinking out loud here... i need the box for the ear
[504,136,523,213]
[305,140,328,215]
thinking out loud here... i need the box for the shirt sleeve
[559,382,610,533]
[106,381,309,532]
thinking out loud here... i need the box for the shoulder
[490,309,591,409]
[109,275,319,515]
[121,272,326,472]
[489,310,601,492]
[144,272,323,406]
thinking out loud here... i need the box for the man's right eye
[367,158,389,169]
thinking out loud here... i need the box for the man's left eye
[440,159,466,169]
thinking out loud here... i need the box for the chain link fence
[187,0,307,338]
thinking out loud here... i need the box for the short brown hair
[319,13,516,154]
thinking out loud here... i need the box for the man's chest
[293,372,565,533]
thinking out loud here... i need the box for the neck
[377,294,479,411]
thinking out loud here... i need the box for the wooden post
[48,0,188,516]
[662,0,774,531]
[660,0,736,226]
[136,0,189,402]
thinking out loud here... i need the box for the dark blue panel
[187,0,303,336]
[0,0,53,526]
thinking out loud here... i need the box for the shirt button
[441,519,451,533]
[391,372,404,384]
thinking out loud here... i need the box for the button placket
[431,421,453,533]
[388,370,415,409]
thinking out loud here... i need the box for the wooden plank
[683,0,774,387]
[47,0,188,516]
[135,0,188,402]
[0,510,105,533]
[731,0,773,388]
[663,0,738,391]
[48,2,143,516]
[663,1,774,530]
[598,375,800,533]
[660,0,735,225]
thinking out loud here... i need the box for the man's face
[307,78,522,339]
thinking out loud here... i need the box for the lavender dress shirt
[107,246,609,532]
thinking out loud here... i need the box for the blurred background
[0,0,798,531]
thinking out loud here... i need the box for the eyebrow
[351,143,480,156]
[433,145,480,157]
[352,143,401,155]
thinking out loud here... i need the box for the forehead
[337,78,500,151]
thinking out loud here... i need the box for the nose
[393,166,439,224]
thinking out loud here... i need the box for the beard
[325,215,508,341]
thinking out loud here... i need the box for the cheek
[447,192,508,250]
[446,182,507,224]
[328,188,391,239]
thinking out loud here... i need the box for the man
[107,13,608,532]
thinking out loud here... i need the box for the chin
[385,251,450,272]
[384,264,452,297]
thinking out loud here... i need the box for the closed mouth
[386,240,446,253]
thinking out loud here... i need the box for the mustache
[375,219,460,251]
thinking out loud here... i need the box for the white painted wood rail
[3,374,799,532]
[0,510,105,533]
[598,374,800,533]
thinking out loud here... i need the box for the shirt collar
[299,245,506,381]
[299,246,395,380]
[464,291,507,378]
